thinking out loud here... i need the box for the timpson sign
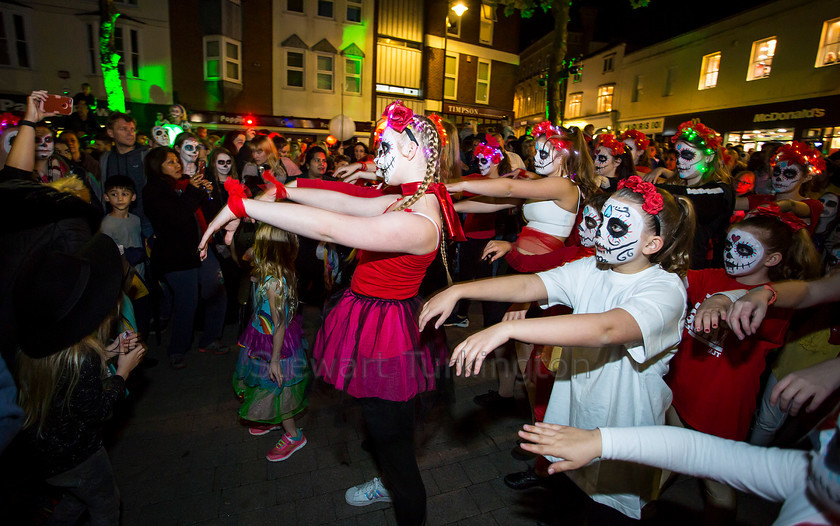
[753,107,826,123]
[443,103,511,120]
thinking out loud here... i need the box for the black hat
[14,233,122,358]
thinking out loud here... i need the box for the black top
[23,354,125,477]
[143,176,210,276]
[658,180,735,269]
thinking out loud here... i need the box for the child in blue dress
[233,223,311,462]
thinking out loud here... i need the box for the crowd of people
[1,89,840,526]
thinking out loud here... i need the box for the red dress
[666,269,792,440]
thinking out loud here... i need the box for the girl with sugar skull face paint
[664,208,821,516]
[420,176,699,521]
[620,129,652,176]
[33,125,71,183]
[593,133,636,192]
[200,101,462,526]
[735,141,826,235]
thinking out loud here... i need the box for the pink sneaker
[249,424,283,436]
[266,430,306,462]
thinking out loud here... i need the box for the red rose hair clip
[532,121,572,153]
[598,133,626,157]
[670,120,722,152]
[618,175,664,215]
[620,129,650,151]
[382,100,415,133]
[474,142,503,164]
[772,141,826,176]
[748,202,808,232]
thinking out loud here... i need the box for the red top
[745,194,823,234]
[666,269,793,440]
[351,246,437,300]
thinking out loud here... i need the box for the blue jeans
[164,250,227,356]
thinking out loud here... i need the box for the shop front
[188,111,373,142]
[662,94,840,153]
[442,102,513,133]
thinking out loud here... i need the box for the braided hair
[394,114,441,211]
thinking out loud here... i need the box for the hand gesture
[223,218,240,246]
[518,422,602,475]
[334,162,364,182]
[770,358,840,416]
[116,341,147,380]
[693,294,733,334]
[199,206,238,260]
[26,91,56,122]
[419,287,460,330]
[445,181,466,193]
[726,287,773,340]
[269,358,285,387]
[245,128,256,140]
[449,322,510,377]
[482,240,513,263]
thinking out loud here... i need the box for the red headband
[474,142,503,164]
[671,120,722,152]
[772,141,826,176]
[620,129,650,151]
[597,133,626,157]
[747,203,808,232]
[617,175,664,215]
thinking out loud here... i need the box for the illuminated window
[479,3,496,45]
[317,0,334,18]
[596,84,614,113]
[204,35,241,83]
[316,54,334,91]
[747,37,776,80]
[345,57,362,94]
[567,93,582,118]
[285,50,304,88]
[476,59,491,104]
[286,0,303,13]
[816,17,840,67]
[444,52,458,99]
[603,53,615,73]
[347,0,362,23]
[698,52,720,90]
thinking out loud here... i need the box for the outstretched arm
[454,196,519,213]
[447,175,574,202]
[261,185,397,217]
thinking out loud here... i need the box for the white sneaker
[344,477,392,506]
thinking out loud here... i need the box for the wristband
[224,178,249,218]
[19,120,37,128]
[762,283,777,306]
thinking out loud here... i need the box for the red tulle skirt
[314,289,448,402]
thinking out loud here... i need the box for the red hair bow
[748,203,808,232]
[620,129,650,151]
[225,178,249,218]
[618,175,664,215]
[598,133,626,157]
[772,141,826,176]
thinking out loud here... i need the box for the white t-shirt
[600,426,830,526]
[536,256,687,519]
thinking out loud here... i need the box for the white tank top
[522,186,580,238]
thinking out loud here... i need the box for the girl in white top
[420,177,696,520]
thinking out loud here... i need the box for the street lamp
[443,2,467,111]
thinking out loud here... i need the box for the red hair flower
[671,120,722,152]
[382,100,415,133]
[748,203,808,232]
[620,129,650,151]
[474,142,503,164]
[597,133,626,157]
[532,121,573,153]
[618,175,664,215]
[772,141,826,176]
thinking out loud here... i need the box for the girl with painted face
[32,125,71,184]
[199,101,461,526]
[173,131,201,177]
[206,147,239,204]
[421,176,696,522]
[592,133,635,192]
[657,120,734,269]
[735,141,827,235]
[619,129,652,176]
[664,208,820,520]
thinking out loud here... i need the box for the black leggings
[360,397,426,526]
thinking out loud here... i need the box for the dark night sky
[519,0,773,54]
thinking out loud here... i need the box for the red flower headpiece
[617,175,664,215]
[620,129,650,151]
[671,120,722,152]
[382,100,415,133]
[428,113,448,148]
[532,121,573,153]
[747,203,808,232]
[474,142,503,164]
[772,141,826,176]
[597,133,626,157]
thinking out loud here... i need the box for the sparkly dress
[233,275,311,423]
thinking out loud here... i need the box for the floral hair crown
[617,175,664,216]
[474,141,503,164]
[620,129,650,151]
[748,203,808,232]
[671,120,722,154]
[772,141,826,176]
[532,120,573,153]
[598,133,626,157]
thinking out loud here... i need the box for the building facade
[0,0,173,129]
[562,0,840,151]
